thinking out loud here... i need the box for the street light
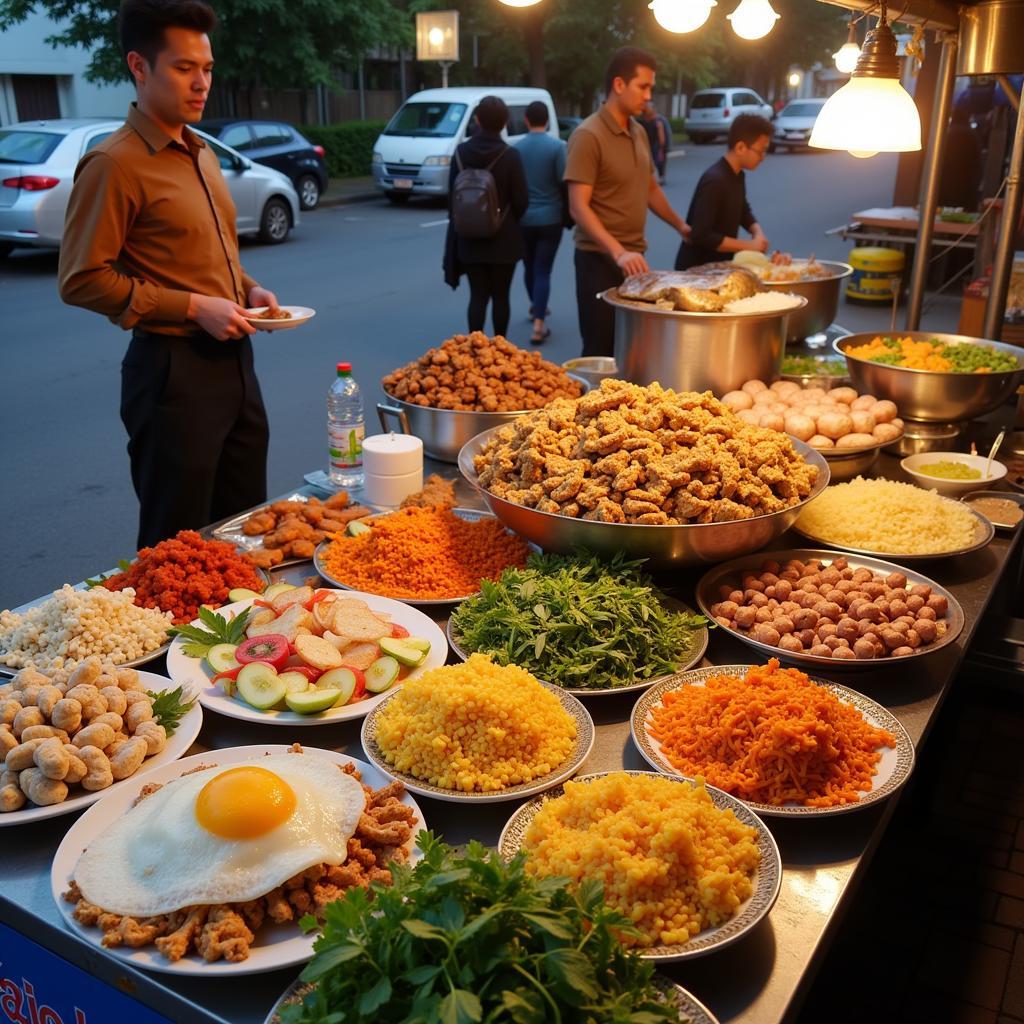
[788,71,802,88]
[496,0,543,5]
[727,0,781,39]
[416,11,459,88]
[833,20,862,74]
[649,0,717,33]
[428,27,444,47]
[809,2,921,157]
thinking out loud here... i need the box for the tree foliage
[0,0,412,88]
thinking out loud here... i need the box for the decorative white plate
[361,682,595,803]
[244,305,316,331]
[166,592,447,726]
[630,665,915,818]
[52,745,425,977]
[0,671,202,827]
[498,771,781,961]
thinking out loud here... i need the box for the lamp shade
[727,0,781,39]
[808,76,921,153]
[650,0,717,33]
[833,40,862,74]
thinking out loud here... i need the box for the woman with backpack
[443,95,529,339]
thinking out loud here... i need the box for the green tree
[0,0,412,89]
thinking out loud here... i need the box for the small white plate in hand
[244,306,316,331]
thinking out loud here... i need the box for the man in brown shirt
[59,0,279,548]
[565,47,690,358]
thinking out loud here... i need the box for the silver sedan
[0,118,300,257]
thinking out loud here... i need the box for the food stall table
[2,455,1021,1024]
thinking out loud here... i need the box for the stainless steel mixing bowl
[377,373,590,464]
[760,261,853,342]
[603,288,806,396]
[458,427,831,569]
[834,332,1024,423]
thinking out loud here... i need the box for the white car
[684,88,774,144]
[771,98,828,152]
[0,118,300,257]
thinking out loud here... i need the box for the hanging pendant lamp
[650,0,717,33]
[727,0,781,40]
[833,19,862,74]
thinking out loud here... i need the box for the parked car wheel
[259,197,291,244]
[690,133,710,144]
[297,174,321,210]
[386,191,411,205]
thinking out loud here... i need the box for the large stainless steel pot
[377,373,590,464]
[760,261,853,342]
[458,426,830,569]
[603,288,806,396]
[834,332,1024,423]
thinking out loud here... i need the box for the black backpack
[451,145,507,239]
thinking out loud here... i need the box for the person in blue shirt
[517,101,567,344]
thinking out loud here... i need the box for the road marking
[420,218,450,228]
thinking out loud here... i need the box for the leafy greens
[167,605,251,658]
[449,552,706,690]
[282,831,677,1024]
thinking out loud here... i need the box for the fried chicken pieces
[474,380,819,526]
[63,761,416,964]
[242,492,372,567]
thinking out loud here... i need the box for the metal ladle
[986,428,1006,479]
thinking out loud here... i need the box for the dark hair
[119,0,217,66]
[604,47,657,97]
[728,113,773,149]
[525,100,549,128]
[475,95,509,133]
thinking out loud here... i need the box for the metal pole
[905,33,957,330]
[983,101,1024,340]
[440,61,451,88]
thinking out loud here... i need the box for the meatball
[832,647,858,660]
[734,606,757,629]
[926,594,948,617]
[853,638,876,659]
[753,624,782,647]
[779,635,804,653]
[808,644,833,658]
[885,572,908,589]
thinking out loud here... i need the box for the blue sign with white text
[0,922,173,1024]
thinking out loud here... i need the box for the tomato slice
[286,665,323,683]
[253,599,275,609]
[235,633,290,670]
[390,624,410,639]
[212,665,242,684]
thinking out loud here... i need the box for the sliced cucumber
[263,582,298,600]
[236,662,285,710]
[402,637,432,653]
[278,671,312,695]
[365,656,400,693]
[205,643,240,674]
[228,587,261,603]
[378,637,427,667]
[285,688,342,714]
[347,520,372,537]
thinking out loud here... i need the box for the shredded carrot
[647,659,896,808]
[319,506,529,600]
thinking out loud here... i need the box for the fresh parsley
[167,605,251,658]
[147,686,196,736]
[84,558,133,589]
[282,832,676,1024]
[450,552,707,690]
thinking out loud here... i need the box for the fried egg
[74,754,365,917]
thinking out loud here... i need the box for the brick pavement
[795,676,1024,1024]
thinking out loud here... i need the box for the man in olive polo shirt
[565,47,690,357]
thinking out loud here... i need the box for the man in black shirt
[675,114,772,270]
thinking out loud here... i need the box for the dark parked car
[196,119,327,210]
[558,116,583,140]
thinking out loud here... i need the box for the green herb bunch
[283,832,676,1024]
[449,552,706,690]
[167,606,251,658]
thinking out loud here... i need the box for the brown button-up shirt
[58,104,258,336]
[564,104,652,254]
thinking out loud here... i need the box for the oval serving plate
[445,596,709,697]
[166,592,447,726]
[52,745,425,976]
[361,682,595,804]
[791,499,994,561]
[695,549,965,672]
[0,671,202,827]
[262,974,720,1024]
[314,507,531,608]
[498,770,781,962]
[630,665,914,818]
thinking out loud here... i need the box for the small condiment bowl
[901,451,1007,497]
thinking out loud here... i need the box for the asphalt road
[0,143,942,608]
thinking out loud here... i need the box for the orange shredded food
[319,506,529,600]
[647,659,896,808]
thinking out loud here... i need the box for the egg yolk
[195,766,297,838]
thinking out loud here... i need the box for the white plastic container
[363,433,424,507]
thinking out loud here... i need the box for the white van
[371,87,559,202]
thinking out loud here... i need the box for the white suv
[685,88,774,144]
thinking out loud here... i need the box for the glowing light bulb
[849,150,879,158]
[427,27,444,46]
[727,0,781,40]
[788,72,801,87]
[496,0,543,6]
[833,41,862,74]
[649,0,717,33]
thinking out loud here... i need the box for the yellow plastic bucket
[846,247,904,303]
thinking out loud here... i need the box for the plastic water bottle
[327,362,364,488]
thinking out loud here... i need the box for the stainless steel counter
[2,457,1021,1024]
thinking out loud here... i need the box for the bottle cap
[336,362,352,375]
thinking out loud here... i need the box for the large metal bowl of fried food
[458,379,830,569]
[604,267,807,396]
